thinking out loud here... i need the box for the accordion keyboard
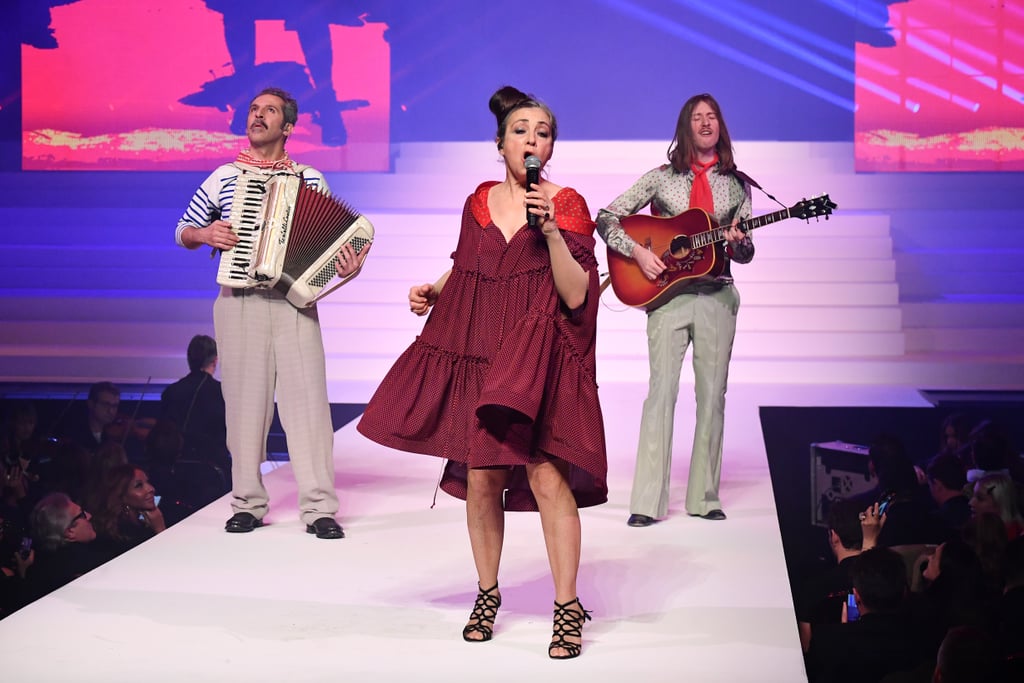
[216,172,271,288]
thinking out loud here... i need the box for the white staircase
[1,141,1023,400]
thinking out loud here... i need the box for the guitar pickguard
[657,247,706,287]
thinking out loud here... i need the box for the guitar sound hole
[669,235,692,257]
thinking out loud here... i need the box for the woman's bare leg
[526,460,585,657]
[464,467,508,639]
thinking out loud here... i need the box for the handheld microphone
[525,155,541,227]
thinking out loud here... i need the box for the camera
[18,536,32,560]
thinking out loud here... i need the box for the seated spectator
[937,413,971,459]
[23,492,112,605]
[0,457,32,546]
[962,512,1009,595]
[0,401,45,492]
[797,498,865,653]
[57,381,123,455]
[914,538,999,661]
[36,440,90,503]
[81,441,129,513]
[926,452,972,538]
[0,509,33,618]
[997,536,1024,665]
[806,547,925,682]
[160,334,230,476]
[89,464,166,558]
[850,435,947,547]
[931,625,1001,683]
[970,472,1024,540]
[964,419,1019,484]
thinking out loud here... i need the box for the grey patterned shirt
[596,163,755,290]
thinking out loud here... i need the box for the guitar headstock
[791,194,837,221]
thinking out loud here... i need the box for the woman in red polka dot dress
[357,85,607,659]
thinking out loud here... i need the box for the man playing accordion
[175,87,368,539]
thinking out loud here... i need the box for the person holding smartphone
[806,547,924,682]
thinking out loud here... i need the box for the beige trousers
[214,288,338,524]
[629,285,739,518]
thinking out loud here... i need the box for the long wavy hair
[90,464,144,542]
[666,93,736,174]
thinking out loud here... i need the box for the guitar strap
[730,168,762,190]
[731,168,787,211]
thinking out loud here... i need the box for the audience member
[970,472,1024,540]
[36,440,90,503]
[89,464,167,558]
[57,381,122,455]
[962,512,1009,594]
[797,498,865,652]
[806,547,924,682]
[996,536,1024,667]
[931,625,1001,683]
[0,456,32,542]
[913,537,998,661]
[964,419,1019,484]
[938,413,971,459]
[160,334,231,475]
[850,435,946,547]
[23,492,112,604]
[926,452,972,537]
[0,509,33,618]
[0,401,45,491]
[81,441,129,511]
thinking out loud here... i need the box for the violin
[104,377,156,444]
[104,415,156,443]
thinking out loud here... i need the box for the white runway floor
[0,382,932,683]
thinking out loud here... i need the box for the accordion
[216,171,374,308]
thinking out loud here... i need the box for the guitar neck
[692,206,792,248]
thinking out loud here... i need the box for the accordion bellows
[217,171,374,307]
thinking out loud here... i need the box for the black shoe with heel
[462,583,501,642]
[549,597,592,659]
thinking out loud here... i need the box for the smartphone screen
[846,592,860,622]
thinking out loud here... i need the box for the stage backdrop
[20,0,390,171]
[8,1,1023,171]
[854,0,1024,171]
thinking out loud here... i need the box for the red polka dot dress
[357,182,608,510]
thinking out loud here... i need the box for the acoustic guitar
[606,194,836,311]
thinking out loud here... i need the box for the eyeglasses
[66,508,88,530]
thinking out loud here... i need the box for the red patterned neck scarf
[688,154,719,213]
[235,149,295,171]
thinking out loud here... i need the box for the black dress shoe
[689,509,727,521]
[306,517,345,539]
[225,512,263,533]
[627,514,656,527]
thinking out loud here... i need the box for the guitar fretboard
[691,207,790,248]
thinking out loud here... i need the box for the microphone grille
[524,155,541,170]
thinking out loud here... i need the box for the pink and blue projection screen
[854,0,1024,171]
[21,0,390,171]
[17,0,1024,173]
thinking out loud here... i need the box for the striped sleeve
[174,164,239,246]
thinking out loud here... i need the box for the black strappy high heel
[548,597,592,659]
[462,583,501,642]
